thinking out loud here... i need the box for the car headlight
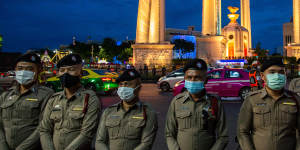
[174,80,183,87]
[158,76,165,82]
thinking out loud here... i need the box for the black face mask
[59,73,80,88]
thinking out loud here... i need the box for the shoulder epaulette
[248,90,262,96]
[50,91,63,97]
[174,92,187,100]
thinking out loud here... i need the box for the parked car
[45,69,119,95]
[157,68,184,92]
[173,68,251,100]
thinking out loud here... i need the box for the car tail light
[101,78,112,82]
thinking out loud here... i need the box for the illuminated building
[133,0,174,68]
[240,0,252,48]
[202,0,222,35]
[222,7,250,59]
[286,0,300,59]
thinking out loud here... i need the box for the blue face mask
[298,71,300,76]
[15,70,35,85]
[184,80,205,94]
[266,73,286,90]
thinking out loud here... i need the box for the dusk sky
[0,0,292,53]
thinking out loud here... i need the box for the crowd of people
[0,52,300,150]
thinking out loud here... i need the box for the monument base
[132,43,174,69]
[286,44,300,60]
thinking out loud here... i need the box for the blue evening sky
[0,0,291,53]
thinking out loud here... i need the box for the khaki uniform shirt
[237,88,300,150]
[0,84,54,150]
[40,87,101,150]
[289,78,300,95]
[95,101,158,150]
[165,91,228,150]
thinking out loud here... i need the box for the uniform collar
[61,86,85,100]
[182,90,207,103]
[11,83,38,96]
[260,87,292,99]
[115,100,142,111]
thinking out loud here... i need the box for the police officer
[165,59,228,150]
[95,69,158,150]
[40,54,101,150]
[237,57,300,150]
[0,52,54,150]
[289,60,300,95]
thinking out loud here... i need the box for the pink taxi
[173,68,251,100]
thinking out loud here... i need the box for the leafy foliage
[171,39,195,59]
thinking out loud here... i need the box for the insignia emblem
[129,71,135,77]
[256,103,266,106]
[72,56,76,62]
[31,56,36,61]
[197,62,202,68]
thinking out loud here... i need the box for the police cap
[261,57,285,72]
[117,69,141,83]
[15,52,41,66]
[57,54,82,68]
[183,59,208,73]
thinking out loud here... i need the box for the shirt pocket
[68,111,85,129]
[105,118,121,139]
[20,101,40,119]
[0,102,14,119]
[279,104,297,125]
[253,107,271,128]
[50,110,62,126]
[176,111,192,130]
[127,118,145,139]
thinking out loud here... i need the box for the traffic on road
[0,54,300,150]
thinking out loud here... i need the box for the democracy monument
[132,0,253,67]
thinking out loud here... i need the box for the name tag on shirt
[26,98,38,102]
[132,116,144,119]
[282,102,296,106]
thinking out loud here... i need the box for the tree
[68,41,101,62]
[116,40,134,62]
[254,42,267,62]
[101,38,120,62]
[118,48,133,62]
[171,39,195,59]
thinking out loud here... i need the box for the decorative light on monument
[228,6,239,23]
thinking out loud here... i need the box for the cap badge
[31,56,36,61]
[197,62,202,68]
[129,72,135,77]
[72,56,76,62]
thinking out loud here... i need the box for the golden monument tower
[286,0,300,59]
[240,0,252,48]
[202,0,222,35]
[222,7,250,59]
[294,0,300,43]
[133,0,174,68]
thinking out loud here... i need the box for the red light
[101,78,111,82]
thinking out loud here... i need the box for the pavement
[101,83,242,150]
